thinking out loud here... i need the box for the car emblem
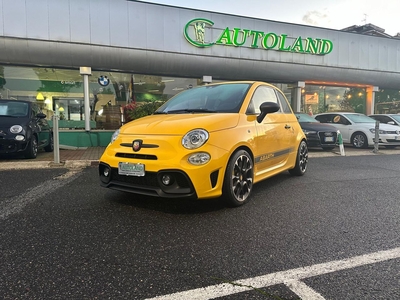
[98,75,110,87]
[132,140,143,152]
[324,132,333,136]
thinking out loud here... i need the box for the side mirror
[388,121,395,125]
[257,102,280,123]
[37,112,46,119]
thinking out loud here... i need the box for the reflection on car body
[99,81,308,207]
[294,112,339,151]
[314,112,400,149]
[0,99,54,158]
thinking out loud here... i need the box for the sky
[137,0,400,36]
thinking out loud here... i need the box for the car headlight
[302,129,317,135]
[182,129,209,149]
[369,129,387,134]
[111,128,120,143]
[10,125,23,134]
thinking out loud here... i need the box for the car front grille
[115,153,157,160]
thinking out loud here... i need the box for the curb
[0,160,99,170]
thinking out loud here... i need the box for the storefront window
[0,65,217,130]
[301,85,367,115]
[375,89,400,113]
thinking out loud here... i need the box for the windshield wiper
[165,108,217,114]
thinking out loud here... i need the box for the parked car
[314,112,400,149]
[99,81,308,207]
[0,99,53,158]
[294,112,339,151]
[369,114,400,126]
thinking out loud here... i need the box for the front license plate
[324,136,334,142]
[118,162,145,176]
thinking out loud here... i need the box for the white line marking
[146,247,400,300]
[285,280,326,300]
[0,170,83,220]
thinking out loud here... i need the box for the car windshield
[0,100,29,117]
[343,113,376,123]
[155,83,251,114]
[295,113,319,122]
[390,115,400,122]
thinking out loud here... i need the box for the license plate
[324,136,334,142]
[118,162,145,176]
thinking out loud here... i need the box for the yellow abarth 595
[99,81,308,207]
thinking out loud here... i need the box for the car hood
[0,116,29,128]
[120,113,240,135]
[300,122,338,131]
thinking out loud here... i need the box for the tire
[44,132,54,152]
[351,132,368,148]
[289,140,308,176]
[24,135,38,159]
[222,150,254,207]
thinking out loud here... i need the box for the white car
[314,112,400,148]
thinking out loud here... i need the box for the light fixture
[59,107,65,112]
[44,98,51,104]
[36,92,45,100]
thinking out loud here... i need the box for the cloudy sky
[137,0,400,36]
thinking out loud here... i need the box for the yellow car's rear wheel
[223,150,254,207]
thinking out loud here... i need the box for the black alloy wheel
[24,135,38,159]
[289,140,308,176]
[223,150,254,207]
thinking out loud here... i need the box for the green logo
[184,18,215,47]
[184,18,333,55]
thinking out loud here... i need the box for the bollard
[338,132,345,156]
[52,114,60,164]
[373,120,379,153]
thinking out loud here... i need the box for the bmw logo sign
[98,75,110,87]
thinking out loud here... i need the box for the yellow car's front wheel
[222,150,254,207]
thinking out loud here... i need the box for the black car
[295,112,339,151]
[0,99,53,158]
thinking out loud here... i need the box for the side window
[247,86,280,114]
[275,90,292,113]
[315,114,332,123]
[332,114,349,125]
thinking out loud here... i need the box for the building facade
[1,0,400,144]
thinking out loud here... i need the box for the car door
[330,114,353,143]
[249,85,290,176]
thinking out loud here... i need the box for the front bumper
[0,138,28,154]
[98,141,230,199]
[305,132,337,148]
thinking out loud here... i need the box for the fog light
[188,152,210,165]
[15,135,25,141]
[99,164,111,184]
[162,174,172,186]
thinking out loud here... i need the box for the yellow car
[99,81,308,207]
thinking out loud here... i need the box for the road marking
[285,280,326,300]
[0,170,84,220]
[146,247,400,300]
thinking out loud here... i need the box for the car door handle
[285,124,291,129]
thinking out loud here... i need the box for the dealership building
[1,0,400,146]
